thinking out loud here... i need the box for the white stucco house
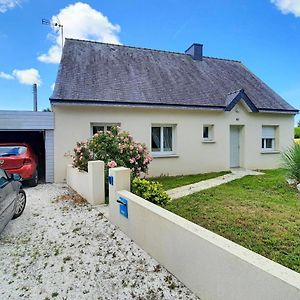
[50,38,298,183]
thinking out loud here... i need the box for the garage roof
[0,111,54,130]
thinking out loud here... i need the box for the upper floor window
[262,126,277,151]
[151,125,176,155]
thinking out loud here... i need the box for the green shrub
[295,127,300,139]
[72,126,153,199]
[282,143,300,183]
[131,178,170,206]
[72,126,153,176]
[88,126,152,177]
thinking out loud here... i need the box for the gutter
[49,99,299,114]
[49,99,225,111]
[257,108,299,114]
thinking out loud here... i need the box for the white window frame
[202,124,214,141]
[261,126,277,151]
[151,124,176,156]
[90,123,120,136]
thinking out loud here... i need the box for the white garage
[0,111,54,183]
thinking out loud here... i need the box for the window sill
[202,140,215,144]
[261,150,280,154]
[151,154,179,158]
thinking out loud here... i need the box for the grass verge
[165,169,300,273]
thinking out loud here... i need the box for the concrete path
[167,169,263,200]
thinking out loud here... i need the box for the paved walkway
[167,169,263,200]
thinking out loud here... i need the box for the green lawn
[149,171,230,190]
[165,169,300,273]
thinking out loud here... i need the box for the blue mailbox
[117,197,128,219]
[108,176,114,186]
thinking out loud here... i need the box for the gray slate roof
[51,38,297,113]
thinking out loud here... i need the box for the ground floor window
[262,126,277,151]
[203,124,214,141]
[91,123,120,136]
[151,125,175,155]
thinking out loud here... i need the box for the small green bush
[282,143,300,183]
[131,178,170,206]
[295,127,300,139]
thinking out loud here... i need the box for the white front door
[230,126,240,168]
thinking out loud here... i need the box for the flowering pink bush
[72,126,153,177]
[107,160,117,168]
[72,141,92,172]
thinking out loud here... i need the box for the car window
[0,146,27,157]
[0,168,8,186]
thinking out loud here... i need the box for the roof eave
[50,98,298,114]
[49,99,225,111]
[257,108,299,114]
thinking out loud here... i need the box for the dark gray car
[0,168,26,234]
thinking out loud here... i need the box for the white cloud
[271,0,300,17]
[38,2,121,64]
[0,71,14,79]
[51,83,55,90]
[0,68,41,86]
[12,68,41,86]
[0,0,21,13]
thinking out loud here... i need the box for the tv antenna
[42,18,64,48]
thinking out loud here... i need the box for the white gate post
[108,167,131,224]
[88,160,105,205]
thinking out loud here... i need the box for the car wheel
[13,190,26,219]
[28,170,38,187]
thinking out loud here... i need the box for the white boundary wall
[67,161,105,205]
[109,167,300,300]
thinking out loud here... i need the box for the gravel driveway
[0,184,198,300]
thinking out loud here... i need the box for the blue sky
[0,0,299,123]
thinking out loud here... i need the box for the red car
[0,143,38,186]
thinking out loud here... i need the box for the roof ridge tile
[65,38,241,63]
